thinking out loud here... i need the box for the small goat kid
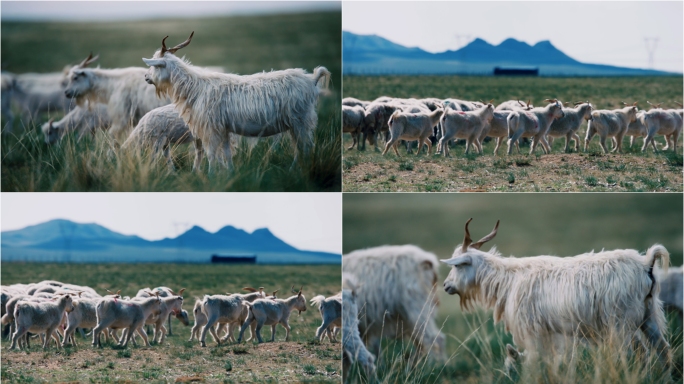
[237,286,307,343]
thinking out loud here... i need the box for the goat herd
[1,32,331,171]
[1,282,341,352]
[343,96,683,157]
[341,219,683,378]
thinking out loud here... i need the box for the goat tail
[312,66,331,95]
[309,295,325,309]
[646,244,670,273]
[388,110,401,127]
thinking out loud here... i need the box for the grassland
[1,11,341,192]
[342,193,683,383]
[342,75,683,192]
[1,263,342,383]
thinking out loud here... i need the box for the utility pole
[644,37,659,69]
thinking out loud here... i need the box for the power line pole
[644,37,659,69]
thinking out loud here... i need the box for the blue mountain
[1,220,339,264]
[343,32,676,76]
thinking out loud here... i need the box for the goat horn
[517,100,525,107]
[471,220,500,250]
[633,101,638,106]
[79,52,93,68]
[527,99,531,107]
[243,287,257,292]
[48,118,55,128]
[675,102,683,107]
[272,290,279,296]
[160,35,170,54]
[179,288,185,296]
[291,285,298,294]
[488,99,494,104]
[168,289,176,295]
[462,218,473,252]
[81,53,99,68]
[165,31,194,54]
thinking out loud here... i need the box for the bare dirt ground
[343,137,683,192]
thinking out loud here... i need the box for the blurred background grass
[343,193,683,383]
[1,11,341,192]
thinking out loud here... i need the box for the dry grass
[1,263,342,383]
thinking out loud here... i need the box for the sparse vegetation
[1,263,341,383]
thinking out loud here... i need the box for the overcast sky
[343,1,683,73]
[1,193,342,254]
[1,1,340,21]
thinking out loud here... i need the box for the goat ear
[142,58,166,67]
[441,255,472,267]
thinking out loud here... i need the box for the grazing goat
[10,293,77,350]
[441,218,671,369]
[343,105,366,150]
[342,274,376,380]
[363,102,399,150]
[546,101,593,152]
[64,54,169,139]
[383,109,444,156]
[143,32,331,171]
[310,293,342,342]
[41,103,111,144]
[507,99,565,155]
[438,101,495,156]
[237,286,307,343]
[584,102,638,153]
[121,104,193,167]
[342,245,446,362]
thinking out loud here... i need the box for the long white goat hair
[146,50,330,145]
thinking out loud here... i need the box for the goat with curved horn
[78,52,99,68]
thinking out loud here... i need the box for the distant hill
[343,31,677,76]
[1,219,340,264]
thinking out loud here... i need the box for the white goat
[198,294,246,347]
[496,99,533,111]
[342,245,446,361]
[441,218,671,369]
[92,294,162,348]
[343,97,370,108]
[121,104,193,166]
[310,293,342,342]
[63,54,170,139]
[546,101,593,152]
[41,103,110,144]
[438,101,495,156]
[584,102,639,153]
[10,293,77,350]
[343,105,366,150]
[641,105,682,153]
[383,109,444,156]
[142,32,330,171]
[237,286,307,343]
[507,99,565,155]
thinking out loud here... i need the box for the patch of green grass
[116,349,132,358]
[585,176,598,187]
[514,157,531,167]
[302,364,317,375]
[398,160,414,171]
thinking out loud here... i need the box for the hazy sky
[1,1,340,21]
[344,1,683,73]
[1,193,342,254]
